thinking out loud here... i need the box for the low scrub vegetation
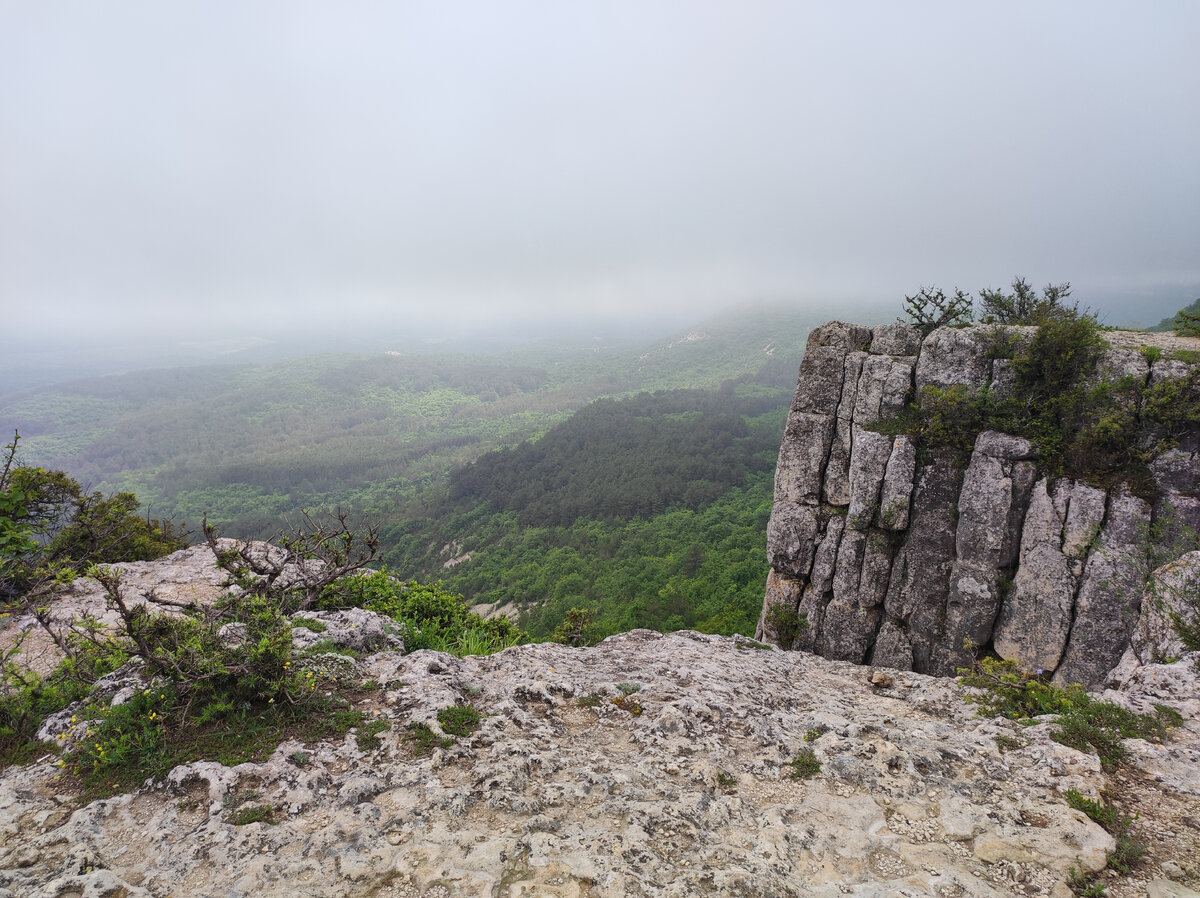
[958,658,1179,770]
[1,466,519,795]
[318,569,526,654]
[889,289,1200,491]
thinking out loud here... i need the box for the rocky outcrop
[1,513,1198,897]
[760,322,1200,688]
[3,626,1198,897]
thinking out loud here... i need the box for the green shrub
[1013,312,1104,398]
[1173,302,1200,337]
[958,658,1180,770]
[978,278,1075,326]
[878,385,999,466]
[903,286,973,334]
[551,606,597,647]
[764,601,807,650]
[1,635,128,768]
[1106,835,1147,874]
[1,431,187,600]
[875,302,1200,488]
[437,703,480,737]
[785,748,821,780]
[1065,789,1147,877]
[1067,865,1107,897]
[957,658,1081,718]
[320,570,526,656]
[1065,789,1122,831]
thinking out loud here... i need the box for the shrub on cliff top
[881,301,1200,490]
[318,569,526,655]
[957,658,1179,770]
[978,277,1076,326]
[902,286,973,334]
[1,431,187,601]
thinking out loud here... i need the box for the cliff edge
[758,321,1200,689]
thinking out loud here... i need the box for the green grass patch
[227,804,278,826]
[436,704,480,738]
[1065,788,1147,880]
[66,693,366,802]
[356,718,391,751]
[404,722,453,757]
[299,639,361,659]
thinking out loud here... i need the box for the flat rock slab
[3,631,1197,897]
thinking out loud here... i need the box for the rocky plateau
[0,549,1198,897]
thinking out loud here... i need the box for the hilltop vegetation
[386,384,789,640]
[1,308,818,640]
[2,308,814,539]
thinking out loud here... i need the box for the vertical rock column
[933,431,1035,676]
[815,358,917,661]
[992,478,1106,676]
[759,323,872,645]
[1054,488,1151,689]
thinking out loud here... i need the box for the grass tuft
[785,748,821,780]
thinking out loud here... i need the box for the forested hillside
[378,380,790,641]
[2,308,821,642]
[2,307,816,541]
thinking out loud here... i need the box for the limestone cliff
[758,321,1200,688]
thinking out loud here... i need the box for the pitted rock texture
[760,322,1200,687]
[3,630,1198,898]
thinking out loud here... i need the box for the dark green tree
[977,277,1075,325]
[1173,299,1200,337]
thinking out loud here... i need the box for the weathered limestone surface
[1131,551,1200,665]
[914,325,991,393]
[6,623,1198,898]
[1054,489,1152,689]
[993,478,1076,673]
[761,323,1200,690]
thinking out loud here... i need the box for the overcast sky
[2,1,1198,347]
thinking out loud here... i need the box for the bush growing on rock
[0,431,187,600]
[957,657,1179,770]
[977,277,1076,326]
[902,286,973,334]
[881,301,1200,489]
[318,568,526,655]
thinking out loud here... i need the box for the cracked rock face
[762,323,1200,689]
[6,630,1198,898]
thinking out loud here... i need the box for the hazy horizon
[3,2,1199,357]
